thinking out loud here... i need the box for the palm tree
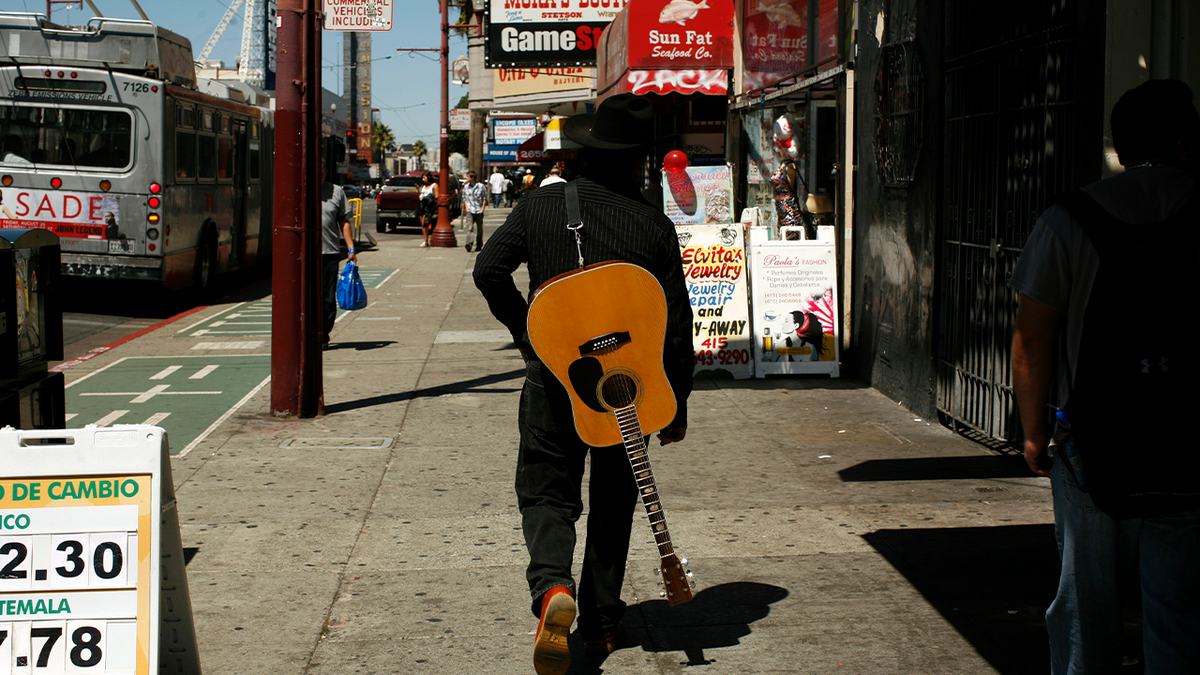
[412,140,428,170]
[371,124,396,156]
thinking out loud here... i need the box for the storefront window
[743,105,790,231]
[743,1,808,93]
[817,0,839,66]
[741,0,839,91]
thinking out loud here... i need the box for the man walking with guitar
[474,94,694,675]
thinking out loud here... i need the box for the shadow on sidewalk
[323,368,526,413]
[572,582,789,673]
[838,455,1032,482]
[325,340,397,352]
[863,524,1059,674]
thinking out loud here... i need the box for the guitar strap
[565,180,585,268]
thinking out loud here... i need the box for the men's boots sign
[0,426,200,675]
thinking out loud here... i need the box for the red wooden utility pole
[271,0,324,417]
[429,0,457,248]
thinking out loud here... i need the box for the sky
[1,0,471,153]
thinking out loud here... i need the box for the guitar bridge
[578,331,631,356]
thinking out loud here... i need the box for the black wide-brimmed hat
[562,94,657,150]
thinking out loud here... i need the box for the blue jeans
[1048,457,1200,674]
[492,192,502,208]
[516,361,638,635]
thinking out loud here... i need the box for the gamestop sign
[486,0,627,68]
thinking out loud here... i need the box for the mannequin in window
[769,112,806,237]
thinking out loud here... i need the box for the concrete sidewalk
[76,208,1063,673]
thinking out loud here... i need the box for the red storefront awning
[596,0,734,101]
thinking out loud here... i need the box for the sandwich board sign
[0,425,199,675]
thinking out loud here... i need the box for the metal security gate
[935,0,1103,443]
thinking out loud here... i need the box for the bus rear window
[0,105,132,169]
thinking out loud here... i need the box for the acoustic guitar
[527,261,693,605]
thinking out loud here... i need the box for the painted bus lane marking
[65,355,271,455]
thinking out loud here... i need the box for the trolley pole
[429,0,457,248]
[271,0,324,417]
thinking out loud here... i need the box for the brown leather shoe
[583,622,625,655]
[533,586,575,675]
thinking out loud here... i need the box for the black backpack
[1058,189,1200,518]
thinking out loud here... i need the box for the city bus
[0,12,273,291]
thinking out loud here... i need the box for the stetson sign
[485,0,628,69]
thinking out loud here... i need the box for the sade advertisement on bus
[0,188,121,239]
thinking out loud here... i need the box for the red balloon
[663,150,688,173]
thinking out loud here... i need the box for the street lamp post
[429,0,456,247]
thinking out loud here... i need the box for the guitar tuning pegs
[653,568,660,574]
[659,591,667,597]
[686,571,694,578]
[680,558,688,566]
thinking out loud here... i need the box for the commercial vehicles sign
[485,0,628,68]
[324,0,393,31]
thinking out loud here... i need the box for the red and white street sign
[324,0,392,31]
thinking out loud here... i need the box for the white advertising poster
[748,227,840,377]
[450,108,471,131]
[492,118,538,145]
[678,225,752,379]
[324,0,393,31]
[662,165,735,225]
[0,188,119,239]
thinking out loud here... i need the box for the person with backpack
[1010,79,1200,675]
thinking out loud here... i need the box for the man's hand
[657,425,686,446]
[1023,433,1053,476]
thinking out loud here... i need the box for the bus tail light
[148,197,160,208]
[149,183,161,194]
[147,213,160,224]
[1,176,11,187]
[146,228,160,240]
[50,177,62,189]
[148,243,156,251]
[99,180,111,191]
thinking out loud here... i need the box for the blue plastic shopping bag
[336,261,368,310]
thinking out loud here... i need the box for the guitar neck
[614,406,676,559]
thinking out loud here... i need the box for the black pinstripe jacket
[473,177,693,428]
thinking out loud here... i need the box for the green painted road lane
[175,268,396,338]
[64,355,271,456]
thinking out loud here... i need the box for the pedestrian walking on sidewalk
[460,171,487,252]
[321,158,358,347]
[489,168,505,208]
[540,167,566,187]
[504,175,516,207]
[1011,79,1200,675]
[417,172,437,248]
[473,94,693,675]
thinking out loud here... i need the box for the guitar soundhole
[600,372,639,409]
